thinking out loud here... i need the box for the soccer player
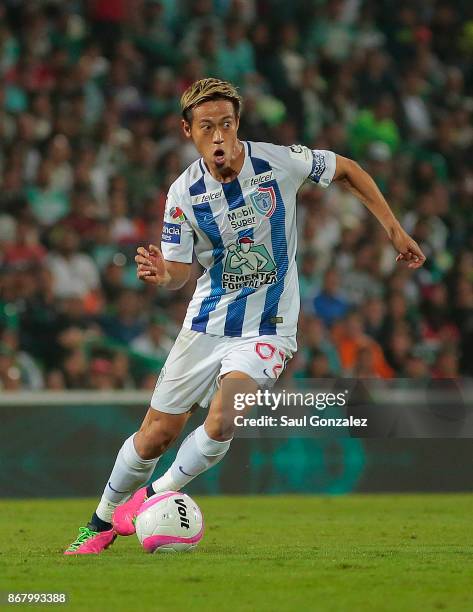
[65,78,425,554]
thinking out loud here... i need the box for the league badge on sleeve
[170,206,186,223]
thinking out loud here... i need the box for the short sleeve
[160,190,194,264]
[286,145,337,189]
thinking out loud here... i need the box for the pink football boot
[112,486,148,536]
[64,526,116,555]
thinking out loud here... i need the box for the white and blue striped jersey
[161,141,336,338]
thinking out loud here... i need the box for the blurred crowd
[0,0,472,391]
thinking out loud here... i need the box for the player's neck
[205,140,245,184]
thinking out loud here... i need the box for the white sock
[95,433,159,523]
[150,425,231,494]
[95,498,120,526]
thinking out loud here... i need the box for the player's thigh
[220,335,297,384]
[150,328,224,415]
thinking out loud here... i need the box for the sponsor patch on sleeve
[161,222,181,244]
[309,150,327,183]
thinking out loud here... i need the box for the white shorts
[150,328,297,414]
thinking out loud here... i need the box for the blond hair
[180,78,242,122]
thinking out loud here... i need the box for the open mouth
[213,149,225,165]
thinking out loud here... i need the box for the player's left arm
[333,155,426,269]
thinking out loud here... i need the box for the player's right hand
[135,244,170,285]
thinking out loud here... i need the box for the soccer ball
[135,491,204,553]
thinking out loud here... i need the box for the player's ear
[181,118,192,139]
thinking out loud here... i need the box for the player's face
[182,100,240,174]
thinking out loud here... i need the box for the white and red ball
[135,491,204,553]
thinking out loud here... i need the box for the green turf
[1,495,473,611]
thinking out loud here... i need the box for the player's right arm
[135,186,193,289]
[135,245,190,289]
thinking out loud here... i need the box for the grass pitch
[1,495,472,611]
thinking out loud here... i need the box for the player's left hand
[391,226,426,269]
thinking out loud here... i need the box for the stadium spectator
[301,316,341,376]
[0,326,43,389]
[62,348,88,390]
[2,219,46,267]
[298,251,321,306]
[47,228,100,300]
[306,349,334,378]
[313,268,350,327]
[403,352,430,379]
[215,20,255,86]
[333,311,394,378]
[362,297,386,344]
[131,313,174,360]
[98,289,146,345]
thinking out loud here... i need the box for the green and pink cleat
[64,487,148,554]
[64,525,116,555]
